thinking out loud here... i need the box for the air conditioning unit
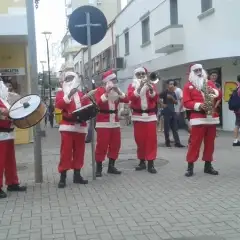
[115,57,124,69]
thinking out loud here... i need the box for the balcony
[154,24,184,54]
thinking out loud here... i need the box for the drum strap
[0,128,14,133]
[99,110,118,114]
[132,108,156,114]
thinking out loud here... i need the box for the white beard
[0,81,9,101]
[108,90,119,101]
[62,81,74,95]
[132,76,147,88]
[189,71,207,91]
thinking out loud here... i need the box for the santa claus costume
[127,67,158,174]
[95,70,128,177]
[183,64,219,177]
[55,72,90,188]
[0,80,26,199]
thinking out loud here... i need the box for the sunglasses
[193,68,202,73]
[136,72,146,78]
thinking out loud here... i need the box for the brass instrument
[202,78,214,118]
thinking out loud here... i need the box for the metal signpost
[68,5,108,180]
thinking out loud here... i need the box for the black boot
[73,170,88,184]
[96,162,103,177]
[0,189,7,199]
[107,159,121,174]
[185,163,194,177]
[7,184,27,192]
[204,162,219,175]
[135,160,146,171]
[58,171,67,188]
[147,160,157,174]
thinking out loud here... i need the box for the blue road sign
[68,5,108,46]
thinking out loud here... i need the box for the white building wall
[116,0,240,80]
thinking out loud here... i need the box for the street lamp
[42,31,52,105]
[40,60,46,99]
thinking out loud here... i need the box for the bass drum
[72,103,98,122]
[9,94,47,129]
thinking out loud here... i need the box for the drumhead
[72,104,93,113]
[9,95,42,119]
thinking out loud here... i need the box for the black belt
[99,110,118,114]
[187,110,206,115]
[132,108,156,114]
[62,116,78,123]
[0,128,14,133]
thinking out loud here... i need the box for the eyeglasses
[193,68,202,73]
[136,72,146,78]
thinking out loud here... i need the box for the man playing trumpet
[95,70,128,177]
[127,67,158,174]
[183,64,220,177]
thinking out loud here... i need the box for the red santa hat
[190,63,203,72]
[102,70,116,83]
[134,67,146,75]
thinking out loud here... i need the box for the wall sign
[224,81,238,102]
[0,68,25,76]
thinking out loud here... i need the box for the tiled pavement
[1,125,240,240]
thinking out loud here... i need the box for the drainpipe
[111,22,115,69]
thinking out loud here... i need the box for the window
[201,0,212,12]
[141,17,150,45]
[170,0,178,25]
[124,32,129,55]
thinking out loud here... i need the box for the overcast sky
[35,0,128,72]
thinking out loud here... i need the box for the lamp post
[42,31,52,105]
[40,60,46,99]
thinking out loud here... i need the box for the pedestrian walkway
[1,126,240,240]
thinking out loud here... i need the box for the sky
[35,0,128,72]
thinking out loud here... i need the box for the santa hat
[190,64,203,72]
[134,67,146,75]
[102,70,116,83]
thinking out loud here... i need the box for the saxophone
[202,78,214,118]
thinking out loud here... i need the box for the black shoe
[85,140,91,143]
[185,163,194,177]
[96,162,103,177]
[58,171,67,188]
[204,162,219,175]
[7,184,27,192]
[165,141,171,147]
[135,160,146,171]
[147,160,157,174]
[107,159,121,174]
[73,170,88,184]
[0,189,7,199]
[233,141,240,146]
[175,143,185,148]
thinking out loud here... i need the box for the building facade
[114,0,240,131]
[0,0,33,144]
[62,0,121,71]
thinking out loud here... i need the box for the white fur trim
[134,67,145,75]
[108,100,116,123]
[96,122,120,128]
[63,95,71,104]
[0,132,14,141]
[59,124,87,133]
[73,93,81,109]
[103,73,116,83]
[64,71,78,79]
[191,64,203,72]
[139,85,148,110]
[194,103,202,111]
[212,89,219,98]
[131,114,157,122]
[100,94,108,102]
[133,90,140,97]
[119,93,126,99]
[190,117,219,126]
[149,91,156,98]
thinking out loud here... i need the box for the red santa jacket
[55,90,90,133]
[183,81,220,126]
[95,87,129,128]
[127,83,158,122]
[0,98,14,141]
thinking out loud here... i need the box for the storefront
[0,43,31,144]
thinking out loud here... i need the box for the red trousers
[186,125,216,163]
[0,140,19,188]
[95,128,121,162]
[59,132,86,173]
[133,121,157,161]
